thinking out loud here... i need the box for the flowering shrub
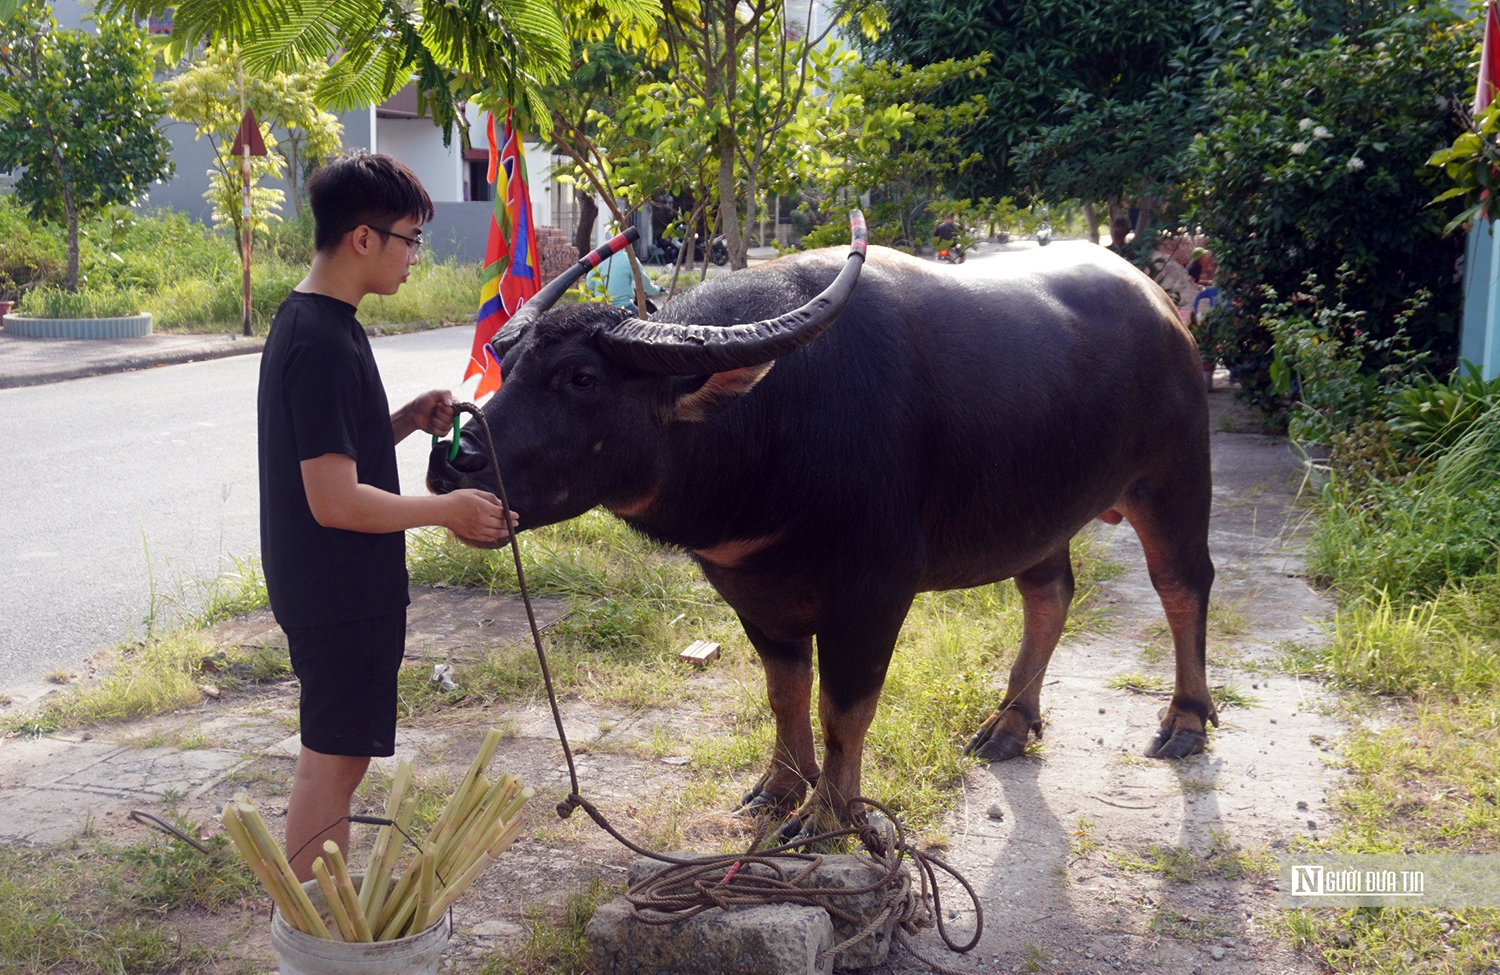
[1263,266,1431,446]
[1186,3,1469,415]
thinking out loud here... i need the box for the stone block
[619,853,894,972]
[586,895,834,975]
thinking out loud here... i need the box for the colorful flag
[1476,1,1500,116]
[465,108,542,398]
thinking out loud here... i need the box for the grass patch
[1107,829,1273,883]
[1107,672,1171,694]
[1313,581,1500,697]
[0,814,256,974]
[2,630,290,736]
[479,877,619,975]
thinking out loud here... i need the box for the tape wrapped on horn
[489,227,642,358]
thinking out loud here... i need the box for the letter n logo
[1291,865,1324,895]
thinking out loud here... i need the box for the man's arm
[392,389,455,444]
[301,453,517,541]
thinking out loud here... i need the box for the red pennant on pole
[230,108,268,157]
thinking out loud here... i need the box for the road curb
[0,337,266,390]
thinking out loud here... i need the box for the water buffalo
[427,220,1215,838]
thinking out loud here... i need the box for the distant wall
[379,117,463,203]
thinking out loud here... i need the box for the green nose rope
[432,412,462,462]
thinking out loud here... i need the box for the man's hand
[444,489,519,543]
[411,389,457,436]
[392,389,457,444]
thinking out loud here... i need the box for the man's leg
[286,746,370,882]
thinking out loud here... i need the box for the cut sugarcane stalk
[221,803,303,931]
[236,796,330,939]
[439,775,517,876]
[428,728,502,848]
[363,796,414,925]
[359,759,412,919]
[414,842,436,936]
[430,812,529,917]
[312,856,359,941]
[374,850,422,939]
[324,841,373,942]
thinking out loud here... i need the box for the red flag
[1476,1,1500,116]
[465,109,541,398]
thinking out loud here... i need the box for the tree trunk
[283,137,303,221]
[1082,201,1099,243]
[574,194,598,258]
[716,126,744,270]
[1133,197,1155,241]
[64,201,80,292]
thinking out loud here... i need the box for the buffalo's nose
[450,446,489,474]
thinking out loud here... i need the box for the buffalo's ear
[664,363,774,423]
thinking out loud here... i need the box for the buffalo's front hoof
[776,814,840,853]
[964,730,1028,764]
[1145,727,1209,759]
[736,788,797,818]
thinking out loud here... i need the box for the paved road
[0,325,479,688]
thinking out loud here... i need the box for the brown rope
[454,402,984,973]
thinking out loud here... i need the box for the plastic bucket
[270,874,451,975]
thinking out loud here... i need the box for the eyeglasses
[373,227,424,253]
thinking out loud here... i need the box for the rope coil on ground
[456,403,983,974]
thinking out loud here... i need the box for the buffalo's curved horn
[598,210,868,375]
[488,227,642,359]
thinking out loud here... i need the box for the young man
[257,152,518,881]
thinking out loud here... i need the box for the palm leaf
[240,0,376,74]
[317,44,405,112]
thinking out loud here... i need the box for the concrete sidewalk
[0,330,264,390]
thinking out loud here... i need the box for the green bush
[0,195,65,300]
[18,284,146,318]
[1263,267,1430,444]
[1390,362,1500,454]
[1308,476,1500,601]
[1187,3,1469,413]
[0,200,481,332]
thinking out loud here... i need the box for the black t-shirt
[257,291,410,628]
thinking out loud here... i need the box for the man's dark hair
[307,151,435,253]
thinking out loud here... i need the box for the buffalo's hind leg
[735,617,820,817]
[965,543,1075,763]
[1122,460,1218,759]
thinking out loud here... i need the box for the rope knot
[556,794,583,819]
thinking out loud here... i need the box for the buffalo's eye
[568,372,597,391]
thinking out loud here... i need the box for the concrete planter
[4,313,153,339]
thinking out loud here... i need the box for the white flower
[1299,118,1314,131]
[1346,156,1366,171]
[1291,142,1309,155]
[1313,126,1331,139]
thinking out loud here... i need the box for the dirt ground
[37,382,1344,974]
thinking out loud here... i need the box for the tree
[811,53,990,244]
[163,44,342,242]
[866,0,1228,236]
[643,0,883,269]
[106,0,657,143]
[0,4,172,290]
[1185,1,1469,410]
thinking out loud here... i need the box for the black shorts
[285,609,407,758]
